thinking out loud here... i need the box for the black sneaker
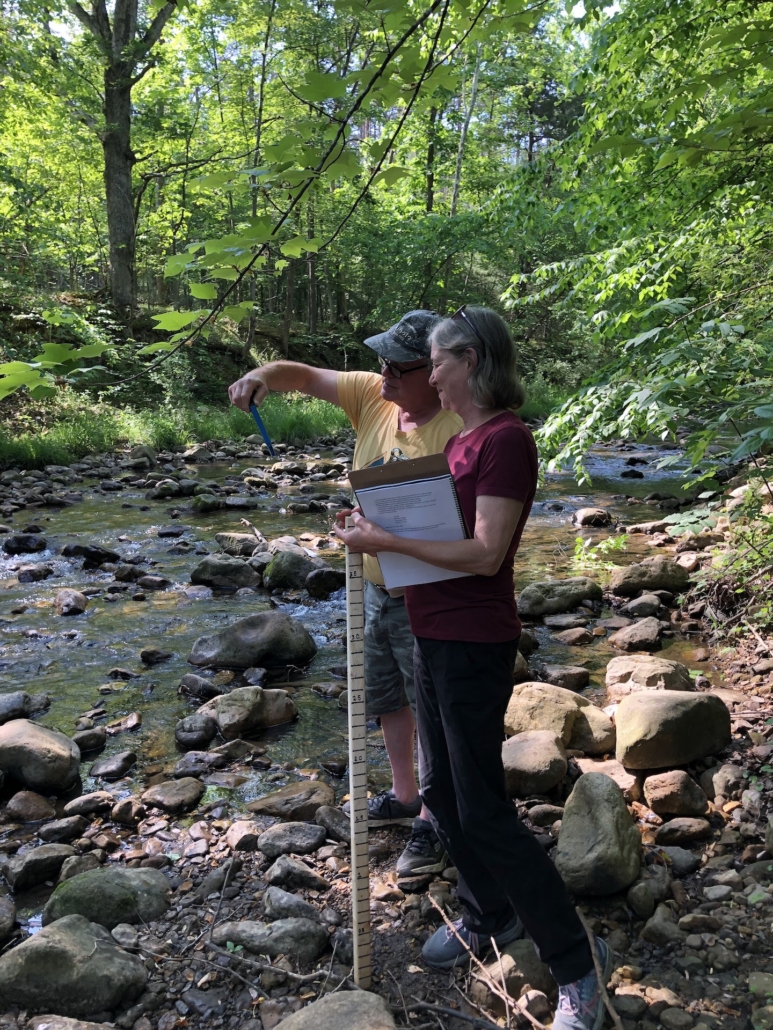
[396,817,447,877]
[342,789,421,827]
[422,912,524,970]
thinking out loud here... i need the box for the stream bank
[0,434,770,1030]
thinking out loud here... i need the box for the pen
[249,401,276,457]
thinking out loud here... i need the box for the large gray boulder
[608,617,663,653]
[271,992,396,1030]
[42,868,171,929]
[609,557,689,597]
[502,731,567,797]
[504,683,615,756]
[188,610,317,670]
[616,690,731,769]
[197,686,297,739]
[0,691,51,725]
[212,918,328,964]
[190,554,261,592]
[0,720,80,794]
[0,914,146,1016]
[517,578,602,618]
[605,655,693,702]
[555,773,641,895]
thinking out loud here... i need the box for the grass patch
[0,394,351,469]
[519,381,570,422]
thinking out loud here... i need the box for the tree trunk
[282,261,294,356]
[426,106,437,214]
[441,47,481,310]
[102,68,136,319]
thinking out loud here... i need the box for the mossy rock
[42,868,171,929]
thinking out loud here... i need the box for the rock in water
[0,914,146,1016]
[502,731,567,797]
[141,777,205,813]
[188,610,317,670]
[3,534,46,555]
[615,690,731,769]
[0,897,15,942]
[5,790,57,821]
[196,686,297,739]
[268,991,396,1030]
[190,554,262,591]
[305,567,346,599]
[42,868,171,929]
[609,557,689,597]
[605,655,693,701]
[262,550,319,590]
[0,844,76,891]
[0,720,80,794]
[175,713,218,750]
[247,781,334,820]
[555,773,640,895]
[61,543,121,565]
[53,590,88,616]
[517,577,602,618]
[573,507,612,527]
[215,531,266,556]
[608,617,663,653]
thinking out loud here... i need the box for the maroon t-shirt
[404,412,538,643]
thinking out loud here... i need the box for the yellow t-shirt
[337,371,463,585]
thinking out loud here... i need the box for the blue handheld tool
[249,402,276,457]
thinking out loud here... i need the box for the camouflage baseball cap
[363,309,441,362]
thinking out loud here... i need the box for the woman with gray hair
[336,306,609,1030]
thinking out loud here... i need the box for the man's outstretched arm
[228,361,340,411]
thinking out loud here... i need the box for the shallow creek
[0,442,712,817]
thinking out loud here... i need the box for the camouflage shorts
[364,580,416,717]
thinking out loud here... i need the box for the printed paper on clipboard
[349,453,472,590]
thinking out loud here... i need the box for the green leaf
[208,268,240,280]
[138,342,179,355]
[297,71,347,103]
[280,235,319,258]
[372,166,411,187]
[151,310,206,331]
[655,149,682,170]
[587,135,644,155]
[189,283,218,300]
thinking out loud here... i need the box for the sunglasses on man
[379,359,430,379]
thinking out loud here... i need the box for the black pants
[414,635,593,986]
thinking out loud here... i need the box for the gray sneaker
[552,937,613,1030]
[422,912,524,970]
[396,818,447,877]
[342,789,421,827]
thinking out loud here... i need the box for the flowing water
[0,441,711,813]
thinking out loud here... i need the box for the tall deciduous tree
[66,0,180,318]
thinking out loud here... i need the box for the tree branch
[66,0,108,50]
[138,0,178,58]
